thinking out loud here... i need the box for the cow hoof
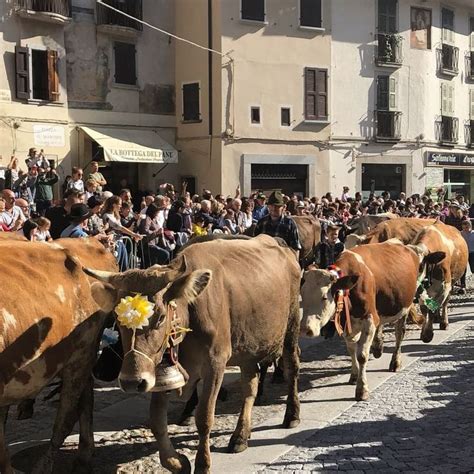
[162,454,191,474]
[371,347,383,359]
[355,390,369,401]
[282,417,300,429]
[228,435,249,453]
[439,322,449,330]
[389,360,401,372]
[177,414,194,426]
[254,395,265,406]
[348,374,357,385]
[421,332,434,343]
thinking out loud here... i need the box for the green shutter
[388,77,397,111]
[377,76,389,110]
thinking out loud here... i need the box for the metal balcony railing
[16,0,71,17]
[97,0,143,31]
[436,116,459,144]
[376,33,403,67]
[466,51,474,80]
[466,120,474,148]
[437,44,459,75]
[375,110,402,141]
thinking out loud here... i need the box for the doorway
[362,163,405,198]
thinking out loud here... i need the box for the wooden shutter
[315,69,328,119]
[114,42,136,85]
[300,0,322,28]
[442,8,454,44]
[470,90,474,119]
[377,76,389,110]
[241,0,265,22]
[182,83,200,121]
[304,68,317,120]
[15,46,30,100]
[47,50,59,102]
[378,0,397,33]
[441,83,454,116]
[470,17,474,50]
[388,77,397,111]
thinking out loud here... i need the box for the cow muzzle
[119,372,155,393]
[301,316,321,338]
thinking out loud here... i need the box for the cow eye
[322,296,328,301]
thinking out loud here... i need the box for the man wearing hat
[254,191,301,251]
[60,203,93,238]
[252,192,268,223]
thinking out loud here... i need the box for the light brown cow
[292,215,321,264]
[86,235,301,473]
[300,240,435,401]
[345,218,436,249]
[413,222,468,342]
[0,239,117,473]
[347,212,399,235]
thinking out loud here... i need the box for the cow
[292,215,321,267]
[413,222,468,342]
[300,240,432,401]
[347,212,399,235]
[0,238,117,473]
[85,234,301,473]
[345,218,436,249]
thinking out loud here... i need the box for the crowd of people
[1,147,473,282]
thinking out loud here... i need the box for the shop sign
[33,125,65,148]
[426,151,474,167]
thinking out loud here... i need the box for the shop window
[251,106,261,124]
[304,67,328,121]
[114,42,136,85]
[15,46,59,101]
[300,0,322,29]
[182,82,201,122]
[281,107,291,126]
[241,0,265,22]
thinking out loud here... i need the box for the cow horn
[83,268,116,282]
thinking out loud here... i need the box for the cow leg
[370,323,384,359]
[420,306,434,343]
[228,364,259,453]
[194,363,226,474]
[150,392,191,474]
[17,398,35,420]
[255,362,270,406]
[282,322,300,429]
[178,387,199,426]
[439,298,450,330]
[355,315,376,401]
[345,319,361,385]
[0,406,13,474]
[74,376,94,472]
[389,315,407,372]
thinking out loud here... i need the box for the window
[300,0,322,29]
[114,42,136,85]
[241,0,265,22]
[378,0,397,34]
[304,68,328,121]
[441,82,455,116]
[182,83,200,122]
[470,90,474,120]
[441,8,454,44]
[251,106,261,124]
[15,46,59,101]
[281,107,291,126]
[470,17,474,50]
[377,76,397,110]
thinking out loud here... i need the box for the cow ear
[333,275,359,291]
[424,251,446,265]
[91,281,118,313]
[163,270,212,304]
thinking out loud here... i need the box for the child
[22,219,38,241]
[314,224,345,268]
[460,220,474,292]
[192,214,208,237]
[35,216,52,242]
[221,209,238,234]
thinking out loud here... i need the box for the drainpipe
[208,0,213,138]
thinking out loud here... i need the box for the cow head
[300,268,358,337]
[344,233,367,249]
[85,257,212,393]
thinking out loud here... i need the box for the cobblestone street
[7,297,474,473]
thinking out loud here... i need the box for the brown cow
[0,239,117,473]
[413,222,468,342]
[86,235,301,473]
[347,212,399,235]
[300,240,435,401]
[292,215,321,265]
[345,218,436,249]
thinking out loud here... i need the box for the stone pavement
[264,304,474,473]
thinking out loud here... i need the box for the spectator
[241,199,254,230]
[444,204,466,230]
[254,191,301,252]
[341,186,350,202]
[220,208,238,234]
[460,220,474,293]
[67,167,85,193]
[0,198,8,231]
[0,189,25,231]
[192,214,208,236]
[120,201,137,229]
[314,224,345,268]
[35,217,52,242]
[46,190,83,239]
[5,156,21,191]
[35,167,59,215]
[22,219,38,241]
[60,203,92,238]
[296,201,306,216]
[231,198,246,233]
[102,196,142,242]
[252,192,268,223]
[87,161,107,192]
[84,179,98,201]
[25,148,48,170]
[87,195,106,236]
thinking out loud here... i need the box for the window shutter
[47,50,59,102]
[114,42,136,85]
[377,76,389,110]
[241,0,265,22]
[378,0,397,33]
[470,90,474,119]
[182,83,200,121]
[448,84,454,116]
[304,68,317,120]
[470,17,474,50]
[300,0,322,28]
[15,46,30,100]
[388,77,397,111]
[441,83,454,116]
[442,8,454,44]
[315,69,328,120]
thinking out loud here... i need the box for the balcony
[14,0,71,24]
[375,34,403,68]
[466,120,474,148]
[375,111,402,142]
[437,44,459,76]
[436,116,459,145]
[466,52,474,81]
[97,0,143,36]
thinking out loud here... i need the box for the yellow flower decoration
[115,294,155,330]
